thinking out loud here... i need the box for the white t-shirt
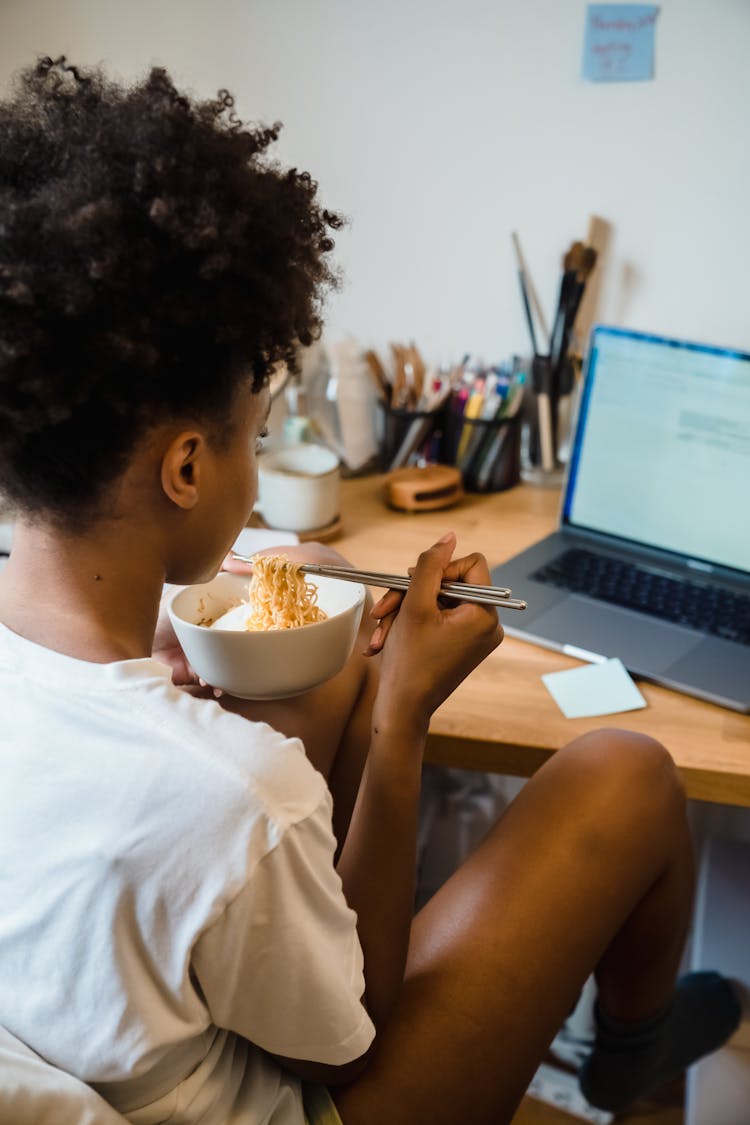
[0,622,375,1124]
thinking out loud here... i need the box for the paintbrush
[553,246,598,455]
[510,231,549,346]
[511,231,543,357]
[363,349,392,404]
[556,246,598,388]
[540,241,583,462]
[567,246,598,338]
[549,241,585,377]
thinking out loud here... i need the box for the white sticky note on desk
[542,657,647,719]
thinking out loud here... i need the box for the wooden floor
[511,1080,683,1125]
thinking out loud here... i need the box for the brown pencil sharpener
[383,465,464,512]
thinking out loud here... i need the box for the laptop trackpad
[666,638,750,710]
[530,595,702,673]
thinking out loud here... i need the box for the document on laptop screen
[564,329,750,574]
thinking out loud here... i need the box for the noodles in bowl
[167,561,365,700]
[210,555,327,633]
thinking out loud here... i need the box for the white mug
[256,443,340,533]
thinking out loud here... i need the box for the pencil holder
[441,409,522,493]
[377,403,445,472]
[520,353,571,487]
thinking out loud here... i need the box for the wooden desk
[335,475,750,808]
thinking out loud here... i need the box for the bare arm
[334,533,503,1030]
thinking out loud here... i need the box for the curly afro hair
[0,56,342,527]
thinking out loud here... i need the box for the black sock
[578,971,742,1113]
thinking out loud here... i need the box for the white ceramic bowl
[168,571,366,700]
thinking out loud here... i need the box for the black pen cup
[520,353,576,485]
[378,403,445,472]
[441,410,521,493]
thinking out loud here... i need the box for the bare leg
[333,729,695,1125]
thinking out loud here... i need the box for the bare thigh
[333,730,692,1125]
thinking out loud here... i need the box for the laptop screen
[563,326,750,576]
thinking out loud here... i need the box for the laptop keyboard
[530,547,750,646]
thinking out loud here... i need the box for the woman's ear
[160,432,205,510]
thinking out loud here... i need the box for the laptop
[491,325,750,713]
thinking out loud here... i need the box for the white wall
[1,0,748,364]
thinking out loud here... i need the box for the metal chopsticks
[230,554,526,611]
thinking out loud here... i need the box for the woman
[0,56,739,1124]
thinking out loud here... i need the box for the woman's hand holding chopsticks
[364,532,503,716]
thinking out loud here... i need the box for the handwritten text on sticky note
[583,4,659,83]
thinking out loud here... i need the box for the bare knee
[559,728,686,838]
